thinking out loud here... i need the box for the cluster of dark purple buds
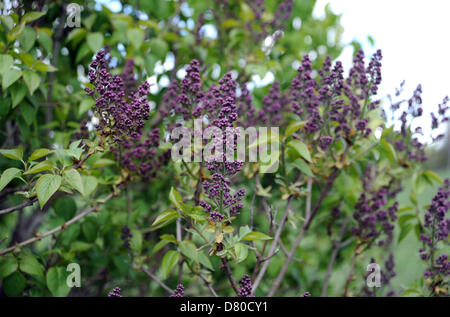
[120,225,133,249]
[201,175,245,219]
[388,82,449,163]
[120,59,137,95]
[85,49,168,180]
[162,60,246,221]
[238,274,254,297]
[85,49,151,143]
[419,179,450,279]
[117,128,170,180]
[108,287,122,297]
[352,186,398,247]
[160,60,203,120]
[170,284,184,297]
[300,291,311,297]
[256,81,290,126]
[236,84,257,128]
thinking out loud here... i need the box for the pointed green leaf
[0,167,22,191]
[287,139,311,162]
[63,168,84,196]
[0,148,23,161]
[35,174,62,208]
[29,148,54,161]
[241,231,272,241]
[24,160,55,175]
[152,209,179,227]
[179,240,198,263]
[160,250,180,279]
[23,70,40,95]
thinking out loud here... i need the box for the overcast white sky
[314,0,450,139]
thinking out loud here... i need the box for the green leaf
[241,231,272,241]
[18,26,36,52]
[54,197,77,221]
[160,250,180,279]
[46,266,71,297]
[81,175,97,197]
[91,158,116,168]
[0,167,22,192]
[234,243,248,263]
[63,168,84,196]
[0,148,23,161]
[398,214,416,227]
[152,209,179,227]
[398,223,412,244]
[178,240,198,263]
[11,82,27,108]
[199,252,214,271]
[37,29,52,52]
[0,256,18,279]
[293,158,314,177]
[8,22,25,42]
[2,69,22,90]
[22,11,46,23]
[70,241,92,253]
[287,139,311,162]
[423,170,443,185]
[0,54,13,73]
[78,98,95,116]
[127,27,145,49]
[130,229,143,252]
[35,174,62,209]
[169,187,183,210]
[19,255,44,280]
[284,121,307,139]
[87,32,104,53]
[23,160,55,175]
[3,271,26,296]
[29,148,54,161]
[23,70,40,95]
[31,60,57,72]
[65,140,84,160]
[150,38,168,59]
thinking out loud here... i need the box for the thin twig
[267,144,351,296]
[221,257,239,295]
[252,195,294,293]
[0,193,114,256]
[142,268,173,294]
[0,198,37,216]
[321,217,350,297]
[267,168,340,296]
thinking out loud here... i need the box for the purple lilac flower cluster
[85,49,150,143]
[85,49,168,180]
[108,287,122,297]
[238,274,254,297]
[200,72,246,220]
[352,186,399,247]
[288,50,382,147]
[170,284,184,297]
[120,225,133,249]
[256,81,290,126]
[419,179,450,283]
[160,60,204,119]
[387,82,449,163]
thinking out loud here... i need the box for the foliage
[0,0,448,298]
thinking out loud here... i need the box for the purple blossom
[238,274,254,297]
[170,284,184,297]
[108,287,122,297]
